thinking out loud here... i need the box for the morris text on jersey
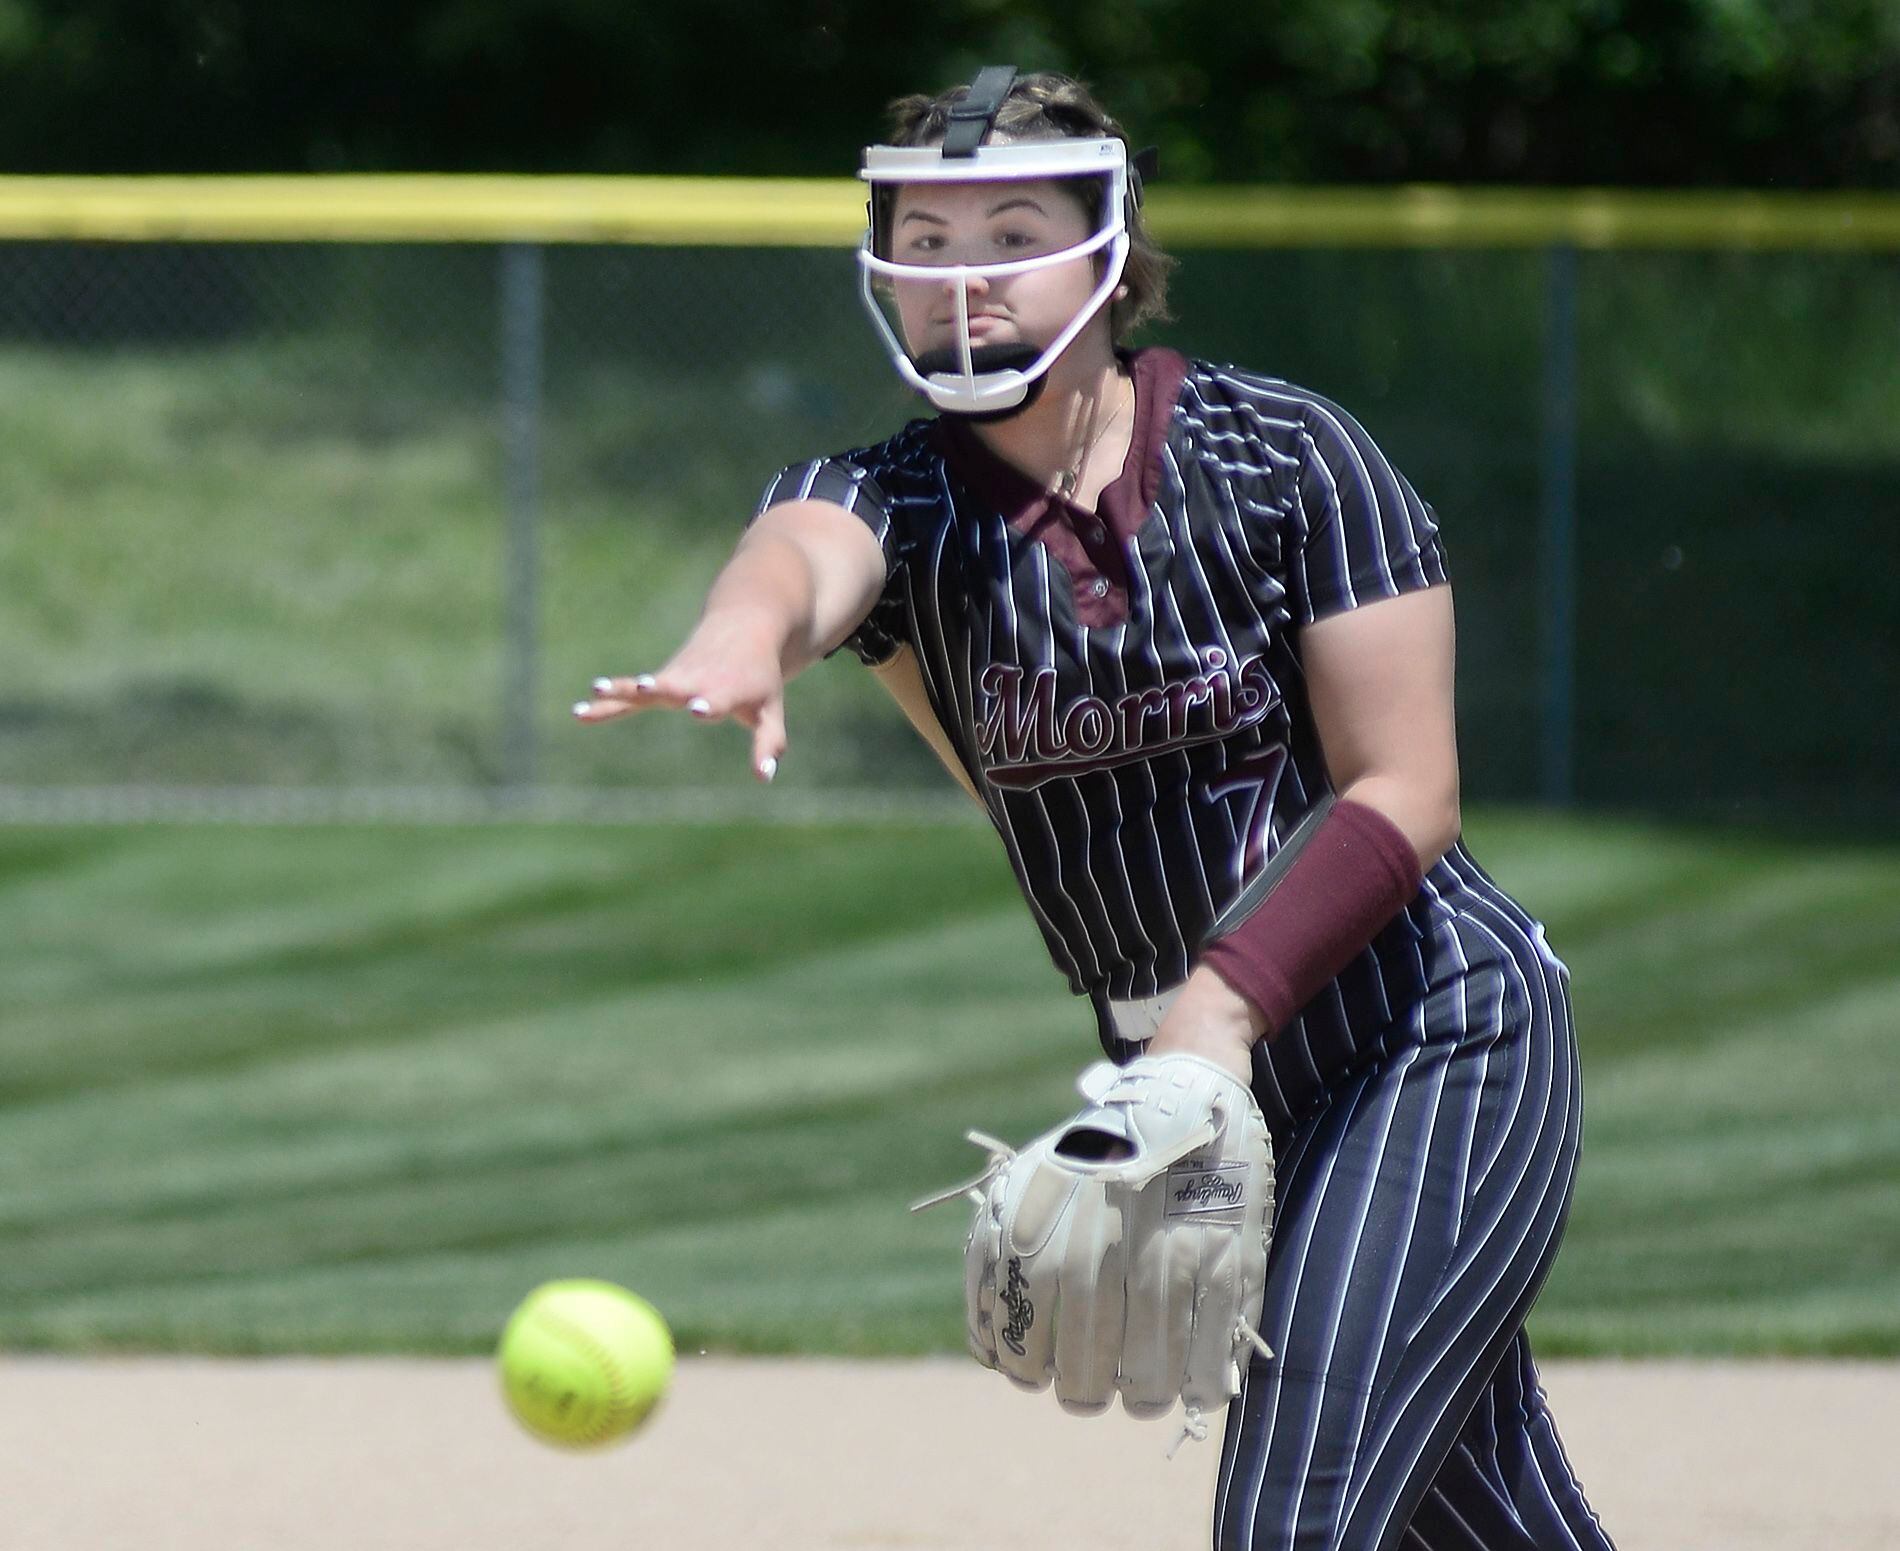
[978,647,1282,789]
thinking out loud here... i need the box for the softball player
[578,68,1618,1551]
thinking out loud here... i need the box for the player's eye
[998,225,1067,259]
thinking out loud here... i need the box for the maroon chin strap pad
[1198,799,1424,1038]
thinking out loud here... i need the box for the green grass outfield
[3,809,1899,1360]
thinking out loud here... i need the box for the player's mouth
[932,310,1012,336]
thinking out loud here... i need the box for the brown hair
[884,71,1175,342]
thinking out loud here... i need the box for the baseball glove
[914,1053,1274,1440]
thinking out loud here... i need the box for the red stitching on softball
[519,1305,644,1445]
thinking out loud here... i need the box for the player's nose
[943,269,990,301]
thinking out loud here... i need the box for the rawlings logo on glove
[1169,1162,1247,1213]
[1000,1257,1035,1356]
[913,1053,1276,1443]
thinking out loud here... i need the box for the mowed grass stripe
[0,823,1010,1100]
[1,814,1897,1356]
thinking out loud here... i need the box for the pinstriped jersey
[758,347,1558,1096]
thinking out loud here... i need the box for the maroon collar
[929,346,1189,543]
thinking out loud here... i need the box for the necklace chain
[1055,376,1133,498]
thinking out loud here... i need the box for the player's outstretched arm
[574,499,886,781]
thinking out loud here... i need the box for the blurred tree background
[2,0,1897,185]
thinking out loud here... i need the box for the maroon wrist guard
[1199,799,1424,1036]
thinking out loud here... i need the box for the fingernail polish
[572,702,591,718]
[634,674,657,691]
[687,697,712,717]
[759,757,779,782]
[591,678,614,696]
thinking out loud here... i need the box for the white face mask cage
[856,138,1132,416]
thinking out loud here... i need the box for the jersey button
[1089,521,1108,544]
[1089,577,1110,599]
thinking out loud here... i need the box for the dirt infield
[2,1356,1894,1549]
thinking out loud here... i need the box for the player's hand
[1146,969,1263,1084]
[574,610,789,783]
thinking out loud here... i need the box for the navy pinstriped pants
[1213,933,1617,1551]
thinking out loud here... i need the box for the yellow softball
[497,1279,675,1449]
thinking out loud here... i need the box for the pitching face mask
[857,134,1132,418]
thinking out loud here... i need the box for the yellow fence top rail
[2,175,1898,250]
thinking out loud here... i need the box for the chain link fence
[3,225,1897,823]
